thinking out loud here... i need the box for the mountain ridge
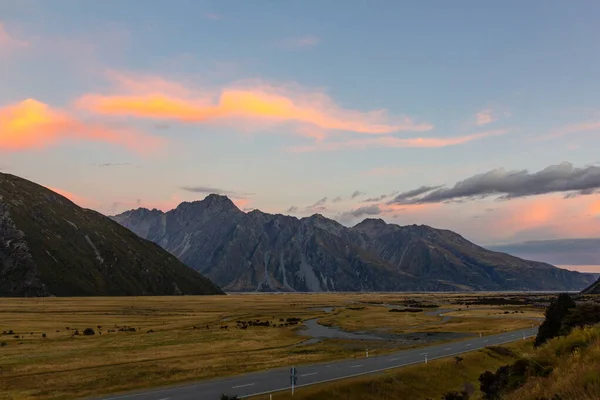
[0,172,224,297]
[112,195,595,293]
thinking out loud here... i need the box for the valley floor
[0,292,549,400]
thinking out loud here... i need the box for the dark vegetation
[389,308,424,313]
[398,300,439,308]
[459,297,532,306]
[473,293,600,400]
[234,317,302,329]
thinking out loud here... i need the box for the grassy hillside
[505,325,600,400]
[0,172,224,296]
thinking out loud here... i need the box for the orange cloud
[0,99,165,154]
[591,200,600,216]
[76,76,433,136]
[0,23,29,51]
[288,129,507,152]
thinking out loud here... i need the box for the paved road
[97,327,538,400]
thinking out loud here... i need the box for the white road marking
[301,372,317,377]
[351,364,363,368]
[483,340,489,343]
[465,344,471,347]
[232,383,255,389]
[444,348,452,350]
[158,398,170,400]
[390,358,399,361]
[419,352,428,355]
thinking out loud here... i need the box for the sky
[1,1,600,271]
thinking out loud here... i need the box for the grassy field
[0,293,548,400]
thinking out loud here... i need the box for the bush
[83,328,95,336]
[220,395,239,400]
[0,342,6,347]
[42,333,47,338]
[535,293,576,347]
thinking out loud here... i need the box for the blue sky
[1,0,600,265]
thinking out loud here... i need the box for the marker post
[290,366,298,395]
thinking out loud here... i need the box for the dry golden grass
[317,304,539,336]
[504,325,600,400]
[0,293,544,400]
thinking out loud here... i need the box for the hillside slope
[113,195,595,292]
[582,277,600,294]
[0,172,224,296]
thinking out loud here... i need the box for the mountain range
[0,172,224,297]
[112,194,595,292]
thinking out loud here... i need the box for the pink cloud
[0,22,29,52]
[475,109,495,126]
[287,129,507,152]
[205,13,223,20]
[557,265,600,273]
[466,194,600,242]
[547,121,600,139]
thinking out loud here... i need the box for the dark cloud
[488,238,600,267]
[96,162,132,168]
[389,162,600,204]
[391,186,443,203]
[180,186,254,197]
[307,197,328,209]
[337,205,382,223]
[287,206,298,213]
[364,194,388,202]
[351,190,366,198]
[332,196,343,203]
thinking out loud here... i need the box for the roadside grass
[504,325,600,400]
[251,340,533,400]
[0,293,547,400]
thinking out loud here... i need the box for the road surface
[97,326,538,400]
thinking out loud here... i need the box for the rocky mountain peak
[351,218,393,237]
[176,194,241,215]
